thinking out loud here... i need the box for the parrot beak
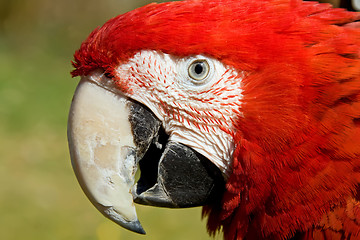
[67,75,152,234]
[68,73,224,234]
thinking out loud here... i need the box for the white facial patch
[114,50,243,177]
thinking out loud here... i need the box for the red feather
[72,0,360,239]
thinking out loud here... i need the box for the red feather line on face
[72,0,360,239]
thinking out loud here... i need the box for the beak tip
[103,206,146,235]
[133,222,146,235]
[117,219,146,235]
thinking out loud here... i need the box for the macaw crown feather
[72,0,359,78]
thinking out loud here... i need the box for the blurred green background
[0,0,215,239]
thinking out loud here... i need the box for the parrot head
[69,0,360,239]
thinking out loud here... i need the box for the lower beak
[68,74,224,234]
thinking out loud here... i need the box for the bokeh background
[0,0,215,239]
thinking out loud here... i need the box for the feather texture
[203,2,360,239]
[72,0,360,239]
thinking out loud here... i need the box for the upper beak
[68,74,224,234]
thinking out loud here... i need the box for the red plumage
[72,0,360,239]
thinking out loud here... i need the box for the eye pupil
[194,63,204,75]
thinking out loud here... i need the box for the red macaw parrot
[68,0,360,239]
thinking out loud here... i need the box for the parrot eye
[188,59,210,83]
